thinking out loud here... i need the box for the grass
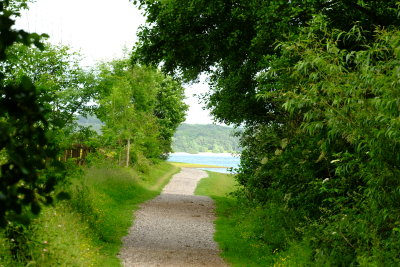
[195,170,400,266]
[194,171,237,197]
[169,161,228,168]
[0,161,179,267]
[194,171,300,266]
[71,161,179,266]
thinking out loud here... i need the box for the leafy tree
[4,43,97,149]
[154,76,189,155]
[0,0,63,227]
[232,16,400,265]
[269,19,400,263]
[134,0,400,264]
[133,0,399,125]
[98,70,142,166]
[95,60,187,165]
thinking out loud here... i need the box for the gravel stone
[119,167,228,267]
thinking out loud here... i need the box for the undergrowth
[195,171,315,266]
[0,161,178,266]
[196,170,400,266]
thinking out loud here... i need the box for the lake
[167,152,240,173]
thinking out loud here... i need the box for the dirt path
[119,167,227,267]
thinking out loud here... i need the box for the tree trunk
[118,139,122,166]
[126,139,130,167]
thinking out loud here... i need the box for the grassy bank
[0,161,179,266]
[195,171,309,266]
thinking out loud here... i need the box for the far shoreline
[170,152,241,157]
[169,162,229,168]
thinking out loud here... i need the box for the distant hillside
[76,115,104,133]
[172,124,241,153]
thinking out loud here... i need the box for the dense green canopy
[133,0,400,264]
[134,0,399,125]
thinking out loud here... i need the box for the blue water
[167,152,240,173]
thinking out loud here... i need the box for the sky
[14,0,214,124]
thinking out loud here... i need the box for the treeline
[172,124,240,153]
[0,1,187,265]
[133,1,400,265]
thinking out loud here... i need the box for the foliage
[0,5,99,265]
[172,123,241,153]
[133,0,399,125]
[95,59,187,164]
[4,43,96,122]
[4,43,97,149]
[0,0,64,228]
[135,0,400,264]
[236,18,400,265]
[0,0,187,263]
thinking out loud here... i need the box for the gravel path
[119,167,227,267]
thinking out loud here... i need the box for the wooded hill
[76,115,103,133]
[172,124,241,153]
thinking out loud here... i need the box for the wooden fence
[62,144,92,165]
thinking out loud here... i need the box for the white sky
[14,0,214,124]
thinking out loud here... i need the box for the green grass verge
[194,171,237,197]
[0,161,179,267]
[71,161,179,266]
[195,171,303,266]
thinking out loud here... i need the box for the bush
[235,18,400,265]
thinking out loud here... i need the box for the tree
[4,43,97,148]
[133,0,399,125]
[248,18,400,264]
[0,0,63,227]
[153,75,188,155]
[133,0,400,264]
[95,59,187,165]
[98,72,140,166]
